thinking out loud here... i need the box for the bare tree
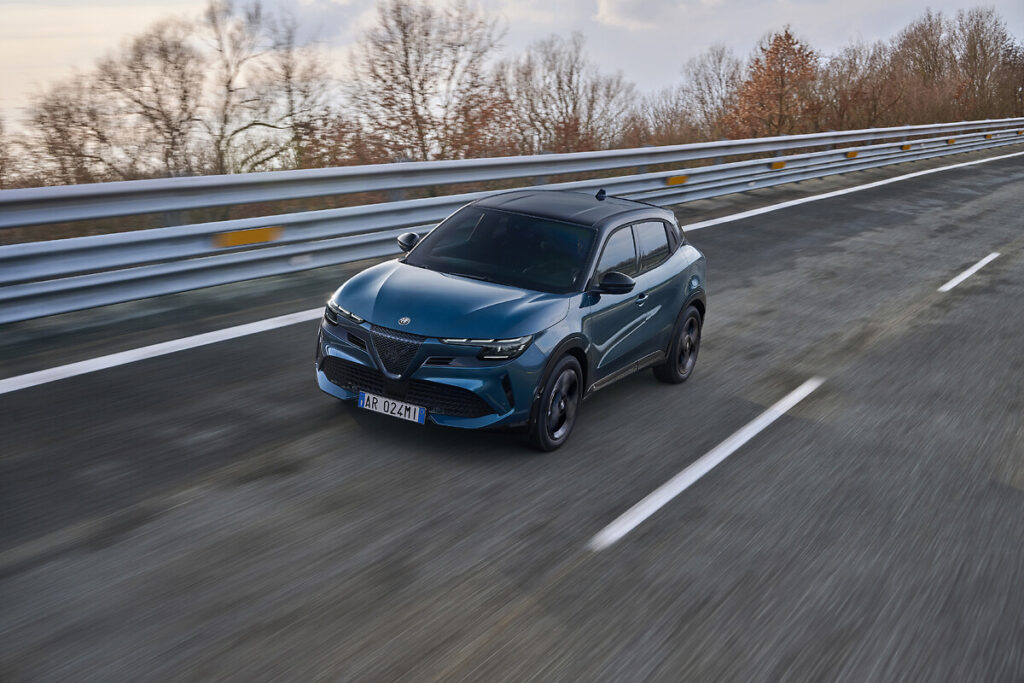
[257,17,330,168]
[97,19,205,177]
[499,32,636,153]
[0,117,11,189]
[201,0,277,174]
[620,86,701,147]
[348,0,505,162]
[888,10,959,122]
[680,45,742,139]
[1001,44,1024,117]
[951,7,1016,118]
[815,41,902,130]
[22,75,148,185]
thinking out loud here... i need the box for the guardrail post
[713,138,728,165]
[533,150,553,185]
[162,171,188,227]
[388,157,410,202]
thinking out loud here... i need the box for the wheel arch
[686,290,706,322]
[530,334,589,424]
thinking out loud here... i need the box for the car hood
[334,260,570,338]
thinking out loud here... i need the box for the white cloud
[593,0,658,31]
[2,0,1023,128]
[0,1,207,127]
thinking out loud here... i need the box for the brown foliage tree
[726,28,818,138]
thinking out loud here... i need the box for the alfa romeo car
[315,189,706,450]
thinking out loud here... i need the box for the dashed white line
[0,308,323,396]
[588,377,826,551]
[2,149,1022,396]
[937,252,1000,292]
[684,149,1024,232]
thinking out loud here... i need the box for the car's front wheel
[528,355,582,451]
[654,305,702,384]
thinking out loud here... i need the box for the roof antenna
[595,188,606,201]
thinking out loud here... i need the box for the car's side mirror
[397,232,420,252]
[596,271,636,294]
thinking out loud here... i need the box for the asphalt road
[2,150,1024,681]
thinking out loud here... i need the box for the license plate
[358,391,426,424]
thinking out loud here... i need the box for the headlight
[325,299,364,325]
[441,335,533,360]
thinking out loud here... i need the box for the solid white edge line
[0,308,324,396]
[937,252,1000,292]
[683,149,1024,231]
[588,377,826,551]
[3,148,1022,396]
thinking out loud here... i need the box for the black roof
[473,190,670,228]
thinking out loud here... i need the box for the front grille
[321,356,494,418]
[371,325,425,375]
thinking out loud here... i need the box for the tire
[653,305,702,384]
[528,355,583,452]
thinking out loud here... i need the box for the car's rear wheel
[654,305,702,384]
[528,355,582,451]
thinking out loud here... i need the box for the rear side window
[634,221,671,272]
[596,227,638,278]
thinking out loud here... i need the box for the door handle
[635,292,648,306]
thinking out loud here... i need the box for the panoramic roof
[474,190,661,227]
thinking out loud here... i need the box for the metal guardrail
[1,118,1022,324]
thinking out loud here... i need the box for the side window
[634,221,671,272]
[595,227,637,278]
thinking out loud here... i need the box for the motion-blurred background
[2,1,1024,680]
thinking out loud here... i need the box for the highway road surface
[2,149,1024,681]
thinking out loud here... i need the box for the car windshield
[404,206,597,294]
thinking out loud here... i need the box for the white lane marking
[0,308,323,396]
[588,377,826,551]
[937,252,1000,292]
[683,149,1024,231]
[3,148,1022,395]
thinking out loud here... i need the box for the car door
[581,225,649,383]
[631,220,682,360]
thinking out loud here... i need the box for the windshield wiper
[446,271,494,283]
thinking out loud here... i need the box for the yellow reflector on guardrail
[900,144,912,150]
[665,175,689,186]
[213,227,281,248]
[845,151,858,159]
[770,161,786,170]
[1018,130,1023,135]
[985,134,993,139]
[947,138,956,144]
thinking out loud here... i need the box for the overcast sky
[2,0,1023,128]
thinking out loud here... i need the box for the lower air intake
[321,357,494,418]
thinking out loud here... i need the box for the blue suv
[316,190,706,450]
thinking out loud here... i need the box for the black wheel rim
[546,368,580,441]
[677,315,700,376]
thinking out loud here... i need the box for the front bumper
[315,316,547,429]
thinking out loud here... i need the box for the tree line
[1,0,1021,189]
